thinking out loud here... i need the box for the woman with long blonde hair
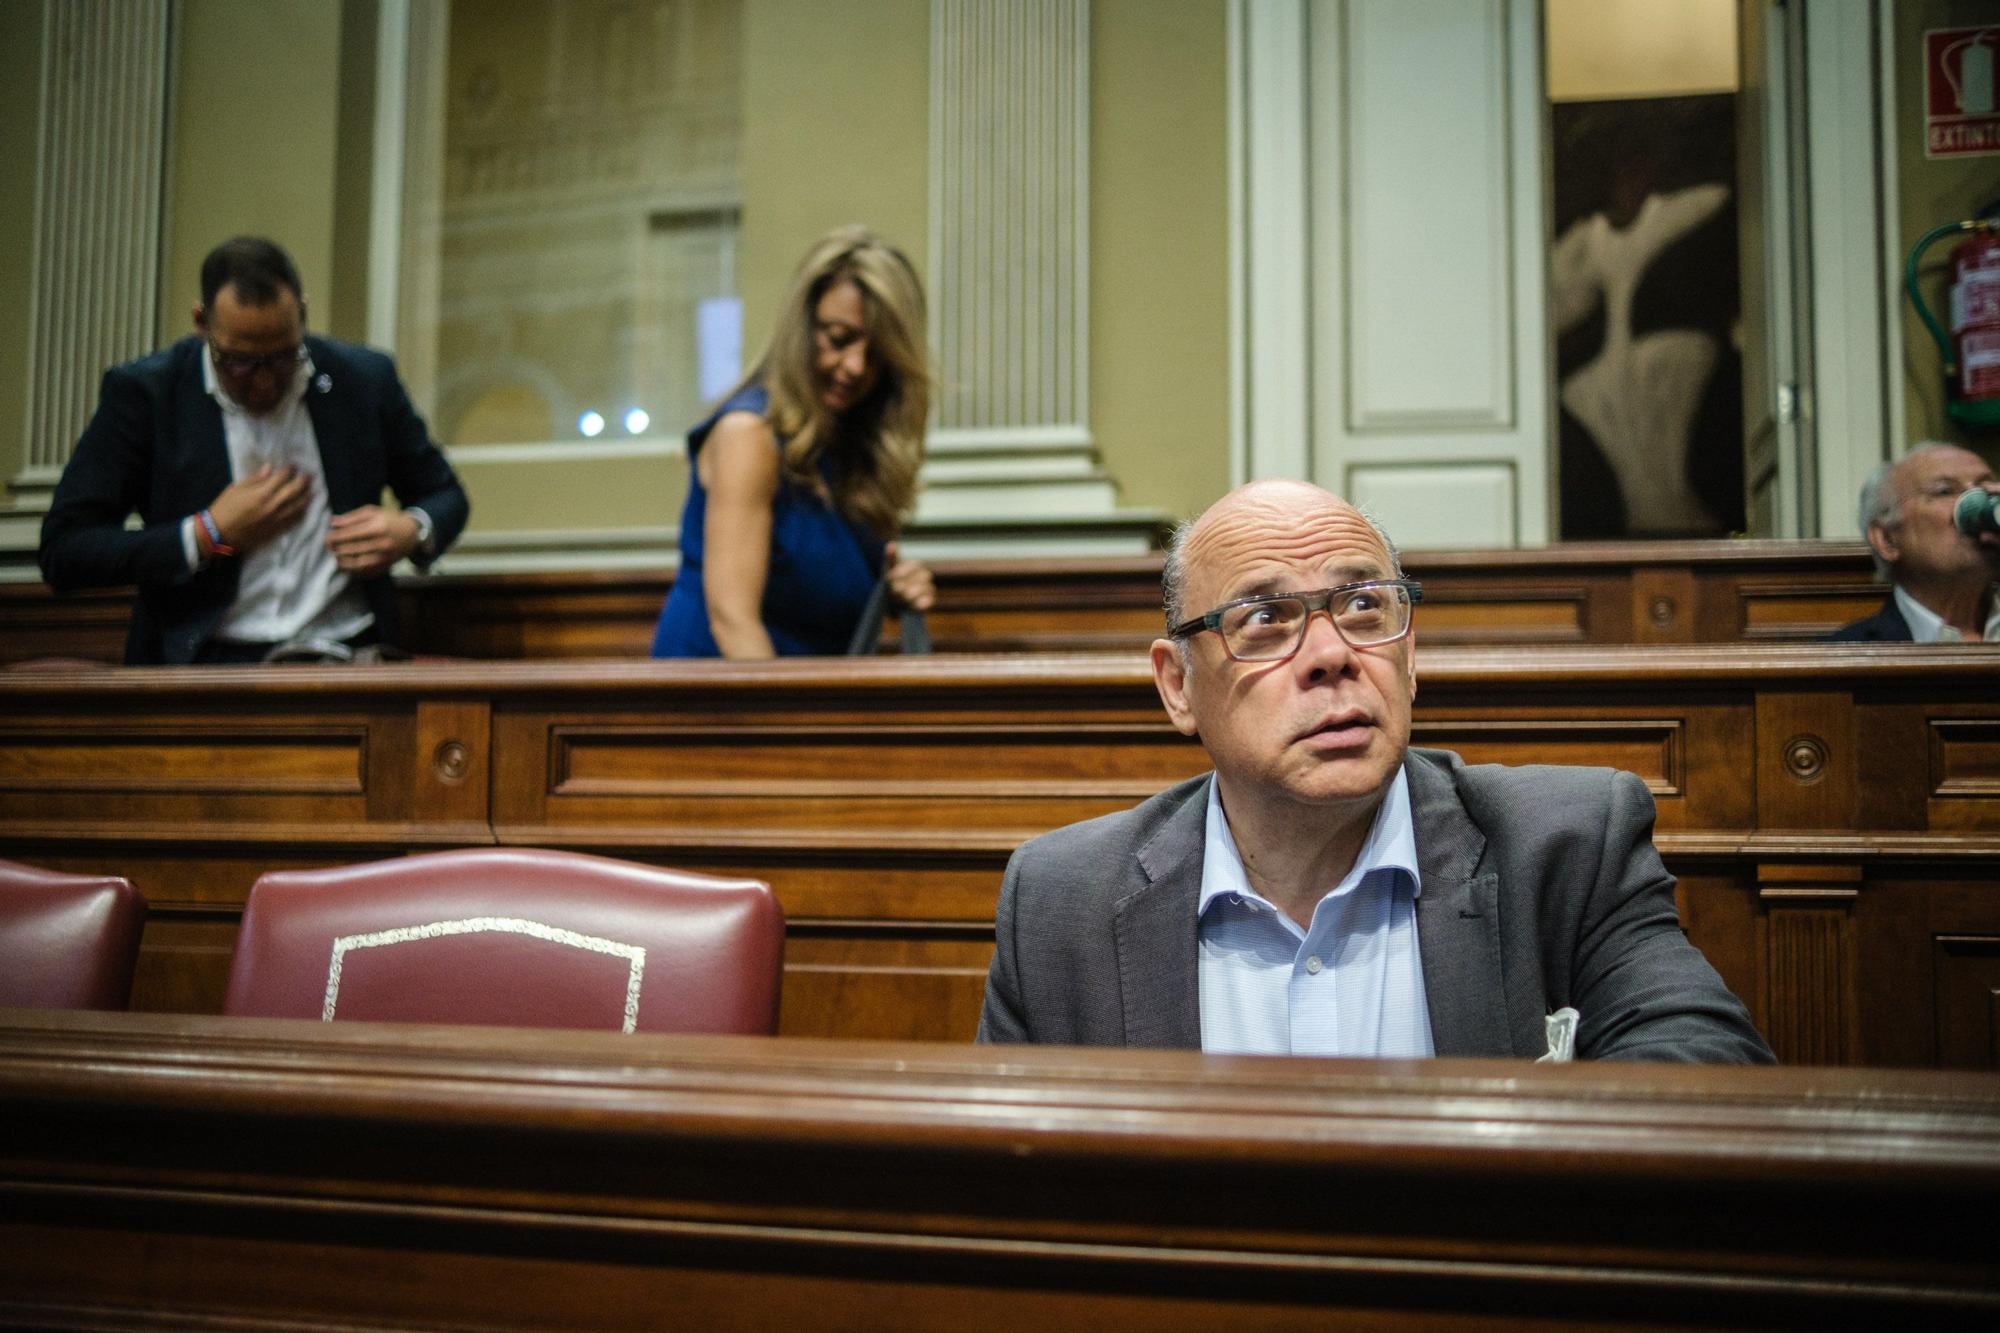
[651,226,934,657]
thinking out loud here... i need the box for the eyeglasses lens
[216,347,300,375]
[1219,585,1410,660]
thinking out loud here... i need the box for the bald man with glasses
[978,479,1770,1063]
[40,236,467,664]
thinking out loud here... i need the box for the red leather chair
[223,849,784,1035]
[0,860,147,1009]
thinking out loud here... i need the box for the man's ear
[1866,521,1899,567]
[1150,638,1200,738]
[1405,627,1418,702]
[191,301,206,334]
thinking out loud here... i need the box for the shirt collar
[1892,583,2000,642]
[1197,765,1420,921]
[201,341,314,417]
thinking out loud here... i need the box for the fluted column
[918,0,1163,551]
[929,0,1088,448]
[17,0,170,490]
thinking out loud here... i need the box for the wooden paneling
[1753,690,1857,830]
[0,584,128,664]
[3,647,1999,1067]
[780,924,992,1042]
[0,670,499,1013]
[1411,585,1592,642]
[396,541,1894,654]
[1932,719,2000,797]
[5,540,1888,664]
[1757,864,1862,1066]
[2,1011,1997,1329]
[1935,934,2000,1069]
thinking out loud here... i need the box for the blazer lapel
[1407,753,1516,1057]
[1113,776,1208,1048]
[176,344,233,502]
[301,340,355,509]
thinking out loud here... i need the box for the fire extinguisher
[1907,215,2000,430]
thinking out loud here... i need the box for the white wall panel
[1299,0,1551,547]
[1347,462,1515,549]
[1342,0,1514,429]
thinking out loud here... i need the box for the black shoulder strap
[845,578,931,655]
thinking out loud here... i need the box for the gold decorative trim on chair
[324,917,647,1032]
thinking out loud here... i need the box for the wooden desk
[398,539,1889,653]
[2,647,1996,1065]
[1,1009,1995,1329]
[2,539,1884,662]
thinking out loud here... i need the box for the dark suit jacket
[39,335,469,664]
[1825,595,1912,642]
[978,747,1773,1063]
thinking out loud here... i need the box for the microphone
[1953,488,2000,538]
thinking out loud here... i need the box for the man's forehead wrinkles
[1189,519,1386,595]
[1901,447,1994,487]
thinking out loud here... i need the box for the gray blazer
[978,747,1773,1063]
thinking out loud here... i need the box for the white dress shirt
[1196,770,1434,1057]
[1892,584,2000,643]
[187,347,372,647]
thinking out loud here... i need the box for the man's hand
[327,505,420,578]
[884,541,935,612]
[207,465,311,554]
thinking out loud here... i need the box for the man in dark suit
[39,237,468,664]
[1828,443,2000,643]
[978,479,1770,1063]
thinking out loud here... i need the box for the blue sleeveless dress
[651,384,886,657]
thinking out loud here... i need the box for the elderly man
[1829,443,2000,642]
[978,479,1770,1063]
[40,236,468,664]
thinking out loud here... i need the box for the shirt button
[1304,956,1323,974]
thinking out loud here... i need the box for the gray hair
[1859,442,1956,581]
[1161,500,1405,666]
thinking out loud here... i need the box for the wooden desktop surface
[1,1007,1996,1329]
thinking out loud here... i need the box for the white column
[1803,0,1891,537]
[929,0,1089,449]
[1230,0,1313,484]
[919,0,1158,551]
[16,0,171,491]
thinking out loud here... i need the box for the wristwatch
[407,507,437,560]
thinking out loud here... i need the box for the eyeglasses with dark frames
[1168,579,1424,662]
[209,342,305,376]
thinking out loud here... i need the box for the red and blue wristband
[196,508,235,558]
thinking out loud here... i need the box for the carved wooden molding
[1930,720,2000,798]
[1764,907,1851,1064]
[1780,733,1830,785]
[1758,863,1861,1065]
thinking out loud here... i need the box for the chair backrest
[222,848,783,1035]
[0,860,147,1009]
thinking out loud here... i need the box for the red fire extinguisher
[1908,216,2000,430]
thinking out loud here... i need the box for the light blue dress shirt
[1196,770,1434,1057]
